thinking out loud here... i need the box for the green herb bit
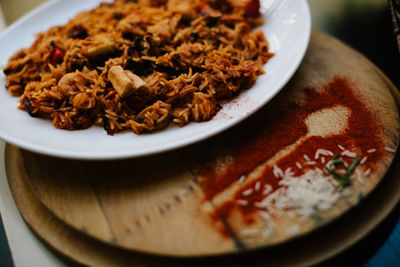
[324,167,352,184]
[346,155,361,175]
[331,158,344,166]
[332,154,339,161]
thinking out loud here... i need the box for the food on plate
[3,0,273,134]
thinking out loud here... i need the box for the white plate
[0,0,311,160]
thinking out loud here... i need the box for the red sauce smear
[197,76,385,229]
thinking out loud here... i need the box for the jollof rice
[4,0,273,134]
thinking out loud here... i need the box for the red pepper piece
[199,4,209,14]
[245,0,261,17]
[50,47,65,65]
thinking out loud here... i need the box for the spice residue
[213,95,256,121]
[195,76,386,237]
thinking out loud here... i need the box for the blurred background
[0,0,399,266]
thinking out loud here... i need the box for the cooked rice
[3,0,273,135]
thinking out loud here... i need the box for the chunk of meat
[130,100,171,133]
[72,93,96,110]
[85,35,117,59]
[117,13,148,37]
[57,73,78,97]
[108,66,151,98]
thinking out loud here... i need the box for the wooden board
[5,30,400,260]
[5,130,400,266]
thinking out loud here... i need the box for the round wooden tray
[5,30,400,265]
[5,144,400,266]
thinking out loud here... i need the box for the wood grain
[5,134,400,266]
[21,149,235,256]
[5,30,400,259]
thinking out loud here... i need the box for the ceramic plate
[0,0,311,160]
